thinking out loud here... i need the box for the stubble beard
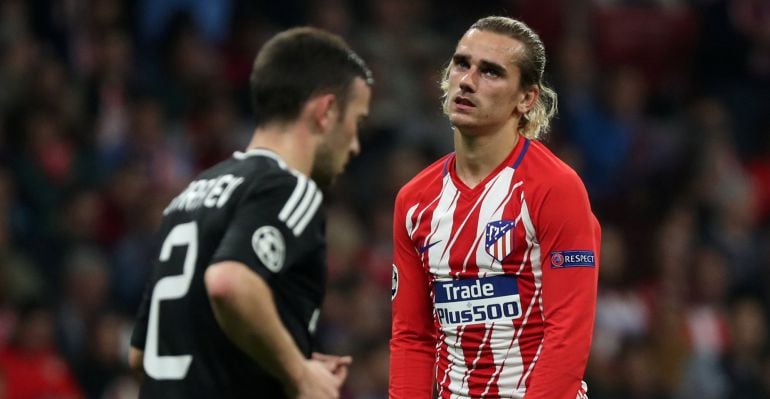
[310,142,336,188]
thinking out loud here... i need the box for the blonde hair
[441,16,557,140]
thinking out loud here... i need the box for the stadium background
[0,0,768,398]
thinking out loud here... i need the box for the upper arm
[204,260,270,302]
[536,172,600,316]
[525,172,600,398]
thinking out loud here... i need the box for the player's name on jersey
[164,174,245,215]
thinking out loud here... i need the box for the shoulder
[205,152,318,214]
[396,153,452,205]
[239,167,320,222]
[220,151,308,197]
[520,140,587,193]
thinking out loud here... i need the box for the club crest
[485,220,516,262]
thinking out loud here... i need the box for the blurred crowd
[0,0,768,398]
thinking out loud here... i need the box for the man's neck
[245,122,317,176]
[453,123,521,189]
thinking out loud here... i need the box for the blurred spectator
[183,94,239,174]
[73,312,133,399]
[722,297,769,399]
[110,190,165,312]
[307,0,353,37]
[589,225,648,394]
[617,339,670,399]
[676,247,731,399]
[56,247,111,365]
[0,169,42,306]
[138,0,234,45]
[353,0,448,131]
[690,99,763,294]
[0,301,83,399]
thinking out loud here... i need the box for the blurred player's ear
[309,93,338,134]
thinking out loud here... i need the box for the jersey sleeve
[525,172,600,399]
[212,171,323,280]
[389,190,436,399]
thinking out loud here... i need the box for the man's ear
[515,85,540,115]
[309,94,338,134]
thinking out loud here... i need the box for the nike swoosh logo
[417,240,442,254]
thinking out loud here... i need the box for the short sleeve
[212,171,323,280]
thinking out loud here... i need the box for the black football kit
[131,149,326,398]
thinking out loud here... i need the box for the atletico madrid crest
[485,220,516,263]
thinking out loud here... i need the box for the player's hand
[312,352,353,385]
[289,359,343,399]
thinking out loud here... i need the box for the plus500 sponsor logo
[436,300,521,326]
[433,276,522,327]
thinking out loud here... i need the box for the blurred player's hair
[249,27,373,128]
[441,16,557,140]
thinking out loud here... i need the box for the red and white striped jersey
[390,137,600,399]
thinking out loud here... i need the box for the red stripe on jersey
[463,324,499,397]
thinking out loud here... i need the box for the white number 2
[144,221,198,380]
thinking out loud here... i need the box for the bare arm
[204,261,341,399]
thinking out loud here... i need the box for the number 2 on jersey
[144,221,198,380]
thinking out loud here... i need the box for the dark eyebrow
[452,54,469,64]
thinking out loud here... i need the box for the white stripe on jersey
[293,189,323,236]
[279,175,308,221]
[235,150,321,236]
[411,194,441,241]
[286,181,317,228]
[405,203,419,239]
[278,175,321,236]
[440,173,501,277]
[443,327,469,398]
[426,175,460,276]
[515,198,544,392]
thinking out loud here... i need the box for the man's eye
[482,68,500,77]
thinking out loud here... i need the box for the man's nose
[459,68,477,93]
